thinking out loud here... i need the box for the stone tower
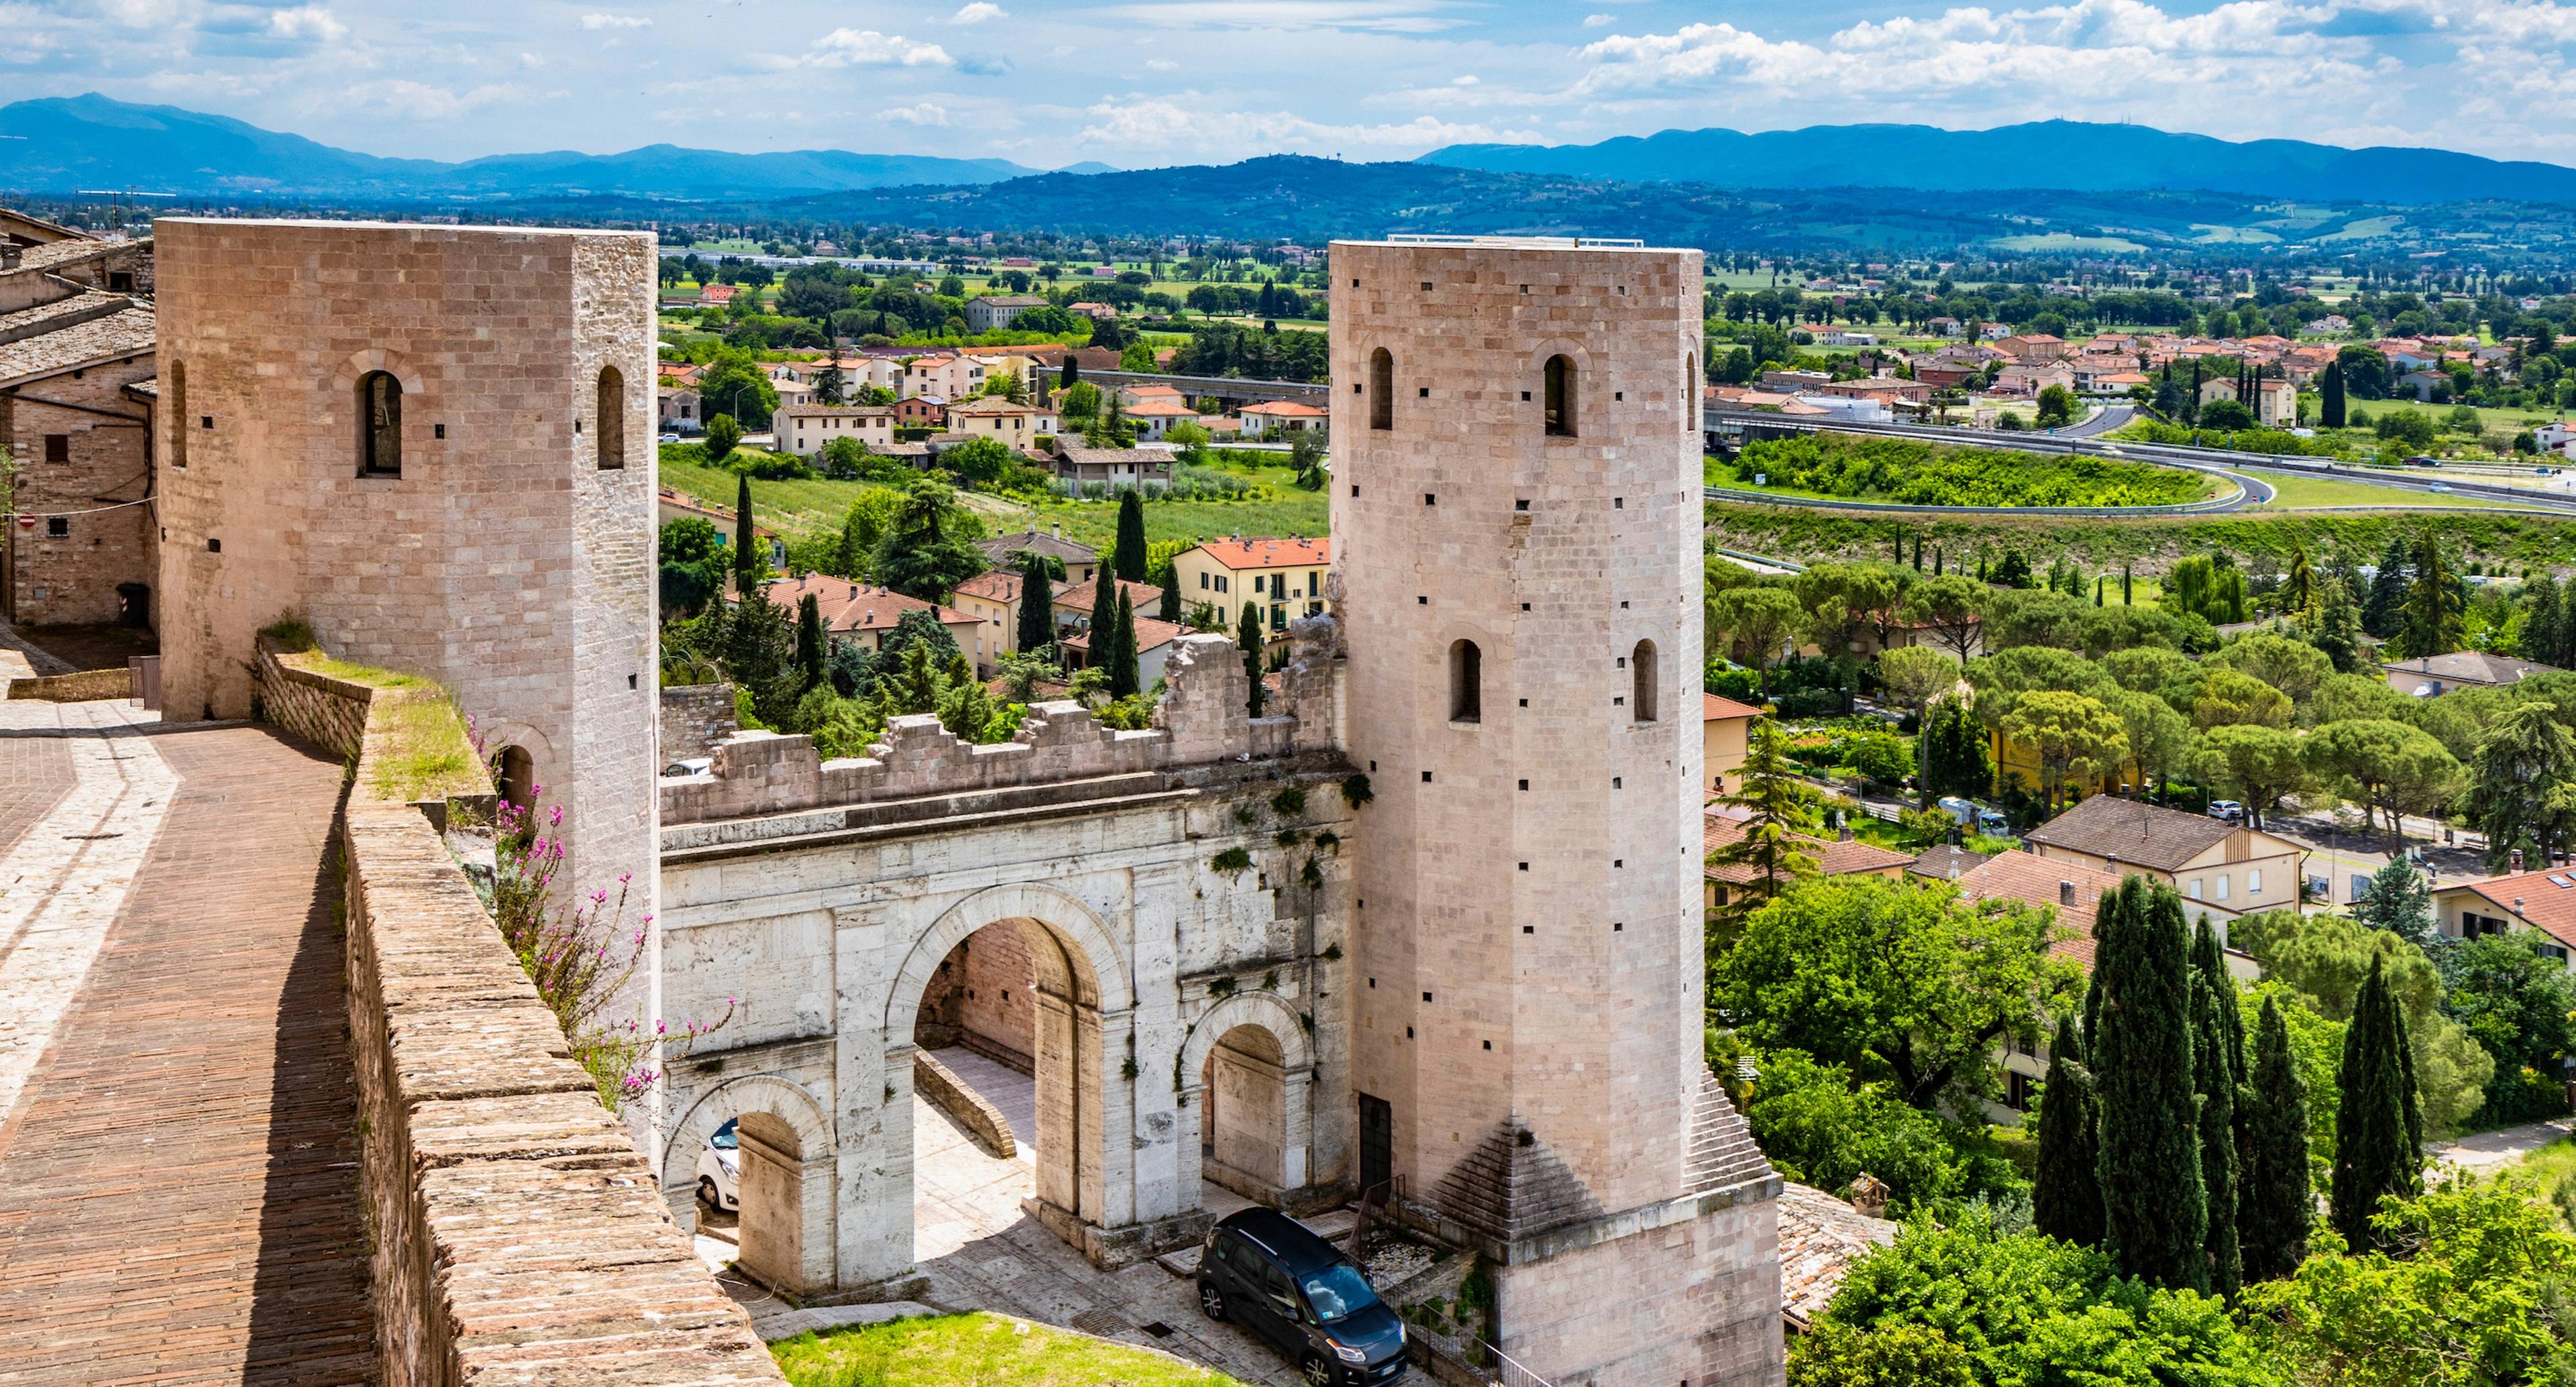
[1331,237,1782,1386]
[152,219,661,902]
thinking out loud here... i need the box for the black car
[1197,1208,1408,1386]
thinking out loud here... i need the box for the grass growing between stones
[366,691,486,804]
[771,1312,1256,1387]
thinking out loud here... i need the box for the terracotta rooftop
[1703,692,1762,721]
[953,569,1070,606]
[2449,869,2576,952]
[1702,812,1911,885]
[0,304,154,387]
[1194,536,1331,571]
[1054,579,1164,616]
[761,575,978,635]
[1778,1182,1898,1331]
[975,529,1099,564]
[1061,613,1185,655]
[1907,844,1990,881]
[1952,849,2125,969]
[2022,795,2235,874]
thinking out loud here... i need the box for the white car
[659,432,682,443]
[2208,800,2246,824]
[698,1117,741,1211]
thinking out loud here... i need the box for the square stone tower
[1332,237,1782,1386]
[151,218,660,900]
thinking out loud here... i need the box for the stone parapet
[253,642,375,757]
[3,666,131,702]
[661,682,741,759]
[914,1050,1016,1158]
[661,625,1340,826]
[339,671,782,1385]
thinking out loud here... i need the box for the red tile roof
[1953,849,2125,970]
[1053,579,1163,616]
[2455,870,2576,952]
[1702,813,1911,885]
[1195,537,1331,571]
[1704,692,1762,721]
[763,575,978,635]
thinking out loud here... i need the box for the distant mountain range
[0,93,1104,200]
[1419,120,2576,206]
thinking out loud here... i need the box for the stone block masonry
[337,665,784,1385]
[151,217,661,906]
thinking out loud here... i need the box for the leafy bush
[1737,433,2208,508]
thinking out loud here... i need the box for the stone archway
[661,1073,835,1296]
[1177,991,1316,1205]
[881,883,1140,1268]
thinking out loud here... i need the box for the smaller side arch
[1177,989,1316,1083]
[660,1071,835,1190]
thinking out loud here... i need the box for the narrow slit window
[1544,354,1575,437]
[168,361,187,469]
[1683,353,1697,431]
[1631,639,1659,722]
[595,365,626,469]
[357,370,402,477]
[1368,347,1393,431]
[1449,639,1482,724]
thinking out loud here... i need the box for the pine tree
[2321,362,2347,429]
[2239,996,2314,1282]
[795,592,826,691]
[1706,719,1821,927]
[1238,601,1266,718]
[2363,537,2411,639]
[2331,956,2423,1254]
[734,473,758,580]
[2194,974,2242,1298]
[1108,590,1141,700]
[2398,526,2465,659]
[1114,489,1148,582]
[1016,553,1055,656]
[2522,575,2565,667]
[2033,1013,2105,1247]
[2091,877,2208,1291]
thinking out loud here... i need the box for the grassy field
[772,1312,1253,1387]
[2249,471,2519,510]
[661,453,894,537]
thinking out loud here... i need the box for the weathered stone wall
[662,628,1338,826]
[915,1050,1016,1158]
[252,643,374,757]
[338,673,782,1385]
[152,217,659,908]
[660,683,740,759]
[1,348,156,626]
[1494,1199,1783,1387]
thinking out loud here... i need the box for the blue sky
[8,0,2569,168]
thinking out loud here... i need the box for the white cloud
[1582,13,1615,27]
[951,2,1007,23]
[341,78,519,121]
[1078,93,1536,153]
[266,5,345,41]
[1095,0,1468,34]
[801,27,955,68]
[580,12,650,29]
[883,101,951,125]
[1146,57,1179,69]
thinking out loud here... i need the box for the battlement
[661,622,1343,827]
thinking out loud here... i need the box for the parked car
[1197,1209,1407,1386]
[1936,795,2012,837]
[663,757,712,778]
[659,431,683,443]
[698,1117,740,1211]
[2208,800,2246,824]
[2429,482,2451,493]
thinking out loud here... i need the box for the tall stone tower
[152,219,661,903]
[1332,237,1782,1386]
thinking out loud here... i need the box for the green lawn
[2248,470,2518,510]
[662,453,896,538]
[773,1312,1254,1387]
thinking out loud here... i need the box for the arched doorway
[660,1074,835,1298]
[494,745,533,812]
[1199,1024,1290,1203]
[733,1111,807,1290]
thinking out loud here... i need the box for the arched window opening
[596,366,626,469]
[1683,353,1697,432]
[168,361,187,469]
[496,745,534,812]
[1544,354,1575,437]
[357,370,402,477]
[1368,348,1393,431]
[1632,640,1659,723]
[1448,639,1481,724]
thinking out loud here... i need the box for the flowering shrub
[490,790,729,1112]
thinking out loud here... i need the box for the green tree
[872,477,987,603]
[2189,667,2294,731]
[1705,720,1823,928]
[938,435,1014,487]
[2521,574,2567,667]
[1238,601,1265,718]
[2245,1174,2576,1387]
[2332,957,2424,1254]
[1114,489,1148,582]
[1900,574,1988,667]
[1922,697,1994,802]
[1992,550,2036,590]
[2353,856,2434,946]
[2090,876,2208,1292]
[1714,873,2078,1110]
[2306,718,2464,844]
[1709,585,1807,700]
[1016,553,1056,656]
[1106,590,1141,700]
[2239,996,2315,1283]
[731,471,759,580]
[2210,632,2331,708]
[2396,527,2465,659]
[2035,384,2076,428]
[2305,577,2367,673]
[2192,954,2243,1298]
[2440,933,2576,1123]
[2362,537,2410,639]
[1998,690,2129,810]
[703,410,745,467]
[698,353,779,429]
[1878,645,1959,807]
[2200,724,2306,830]
[794,592,826,691]
[2033,1013,2105,1247]
[1786,1321,1974,1387]
[2469,701,2576,873]
[2319,360,2347,429]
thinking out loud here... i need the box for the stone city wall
[335,671,783,1385]
[660,682,741,759]
[252,642,376,757]
[914,1050,1016,1159]
[663,626,1340,826]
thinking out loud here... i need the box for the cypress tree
[2321,362,2347,429]
[1091,552,1118,655]
[2091,877,2208,1292]
[2033,1013,2105,1247]
[795,592,826,690]
[734,472,758,579]
[2094,575,2104,607]
[1159,580,1181,624]
[1114,489,1148,582]
[2331,957,2422,1254]
[1061,355,1080,389]
[1238,601,1266,718]
[1933,547,1943,576]
[1978,555,1989,584]
[2194,975,2242,1298]
[1015,553,1055,655]
[2192,918,2247,1093]
[2122,563,2133,606]
[2240,996,2314,1282]
[1108,590,1141,700]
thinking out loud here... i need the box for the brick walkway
[0,712,376,1386]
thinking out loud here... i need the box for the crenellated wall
[662,624,1343,827]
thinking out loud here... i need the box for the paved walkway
[0,701,375,1386]
[2433,1117,2576,1174]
